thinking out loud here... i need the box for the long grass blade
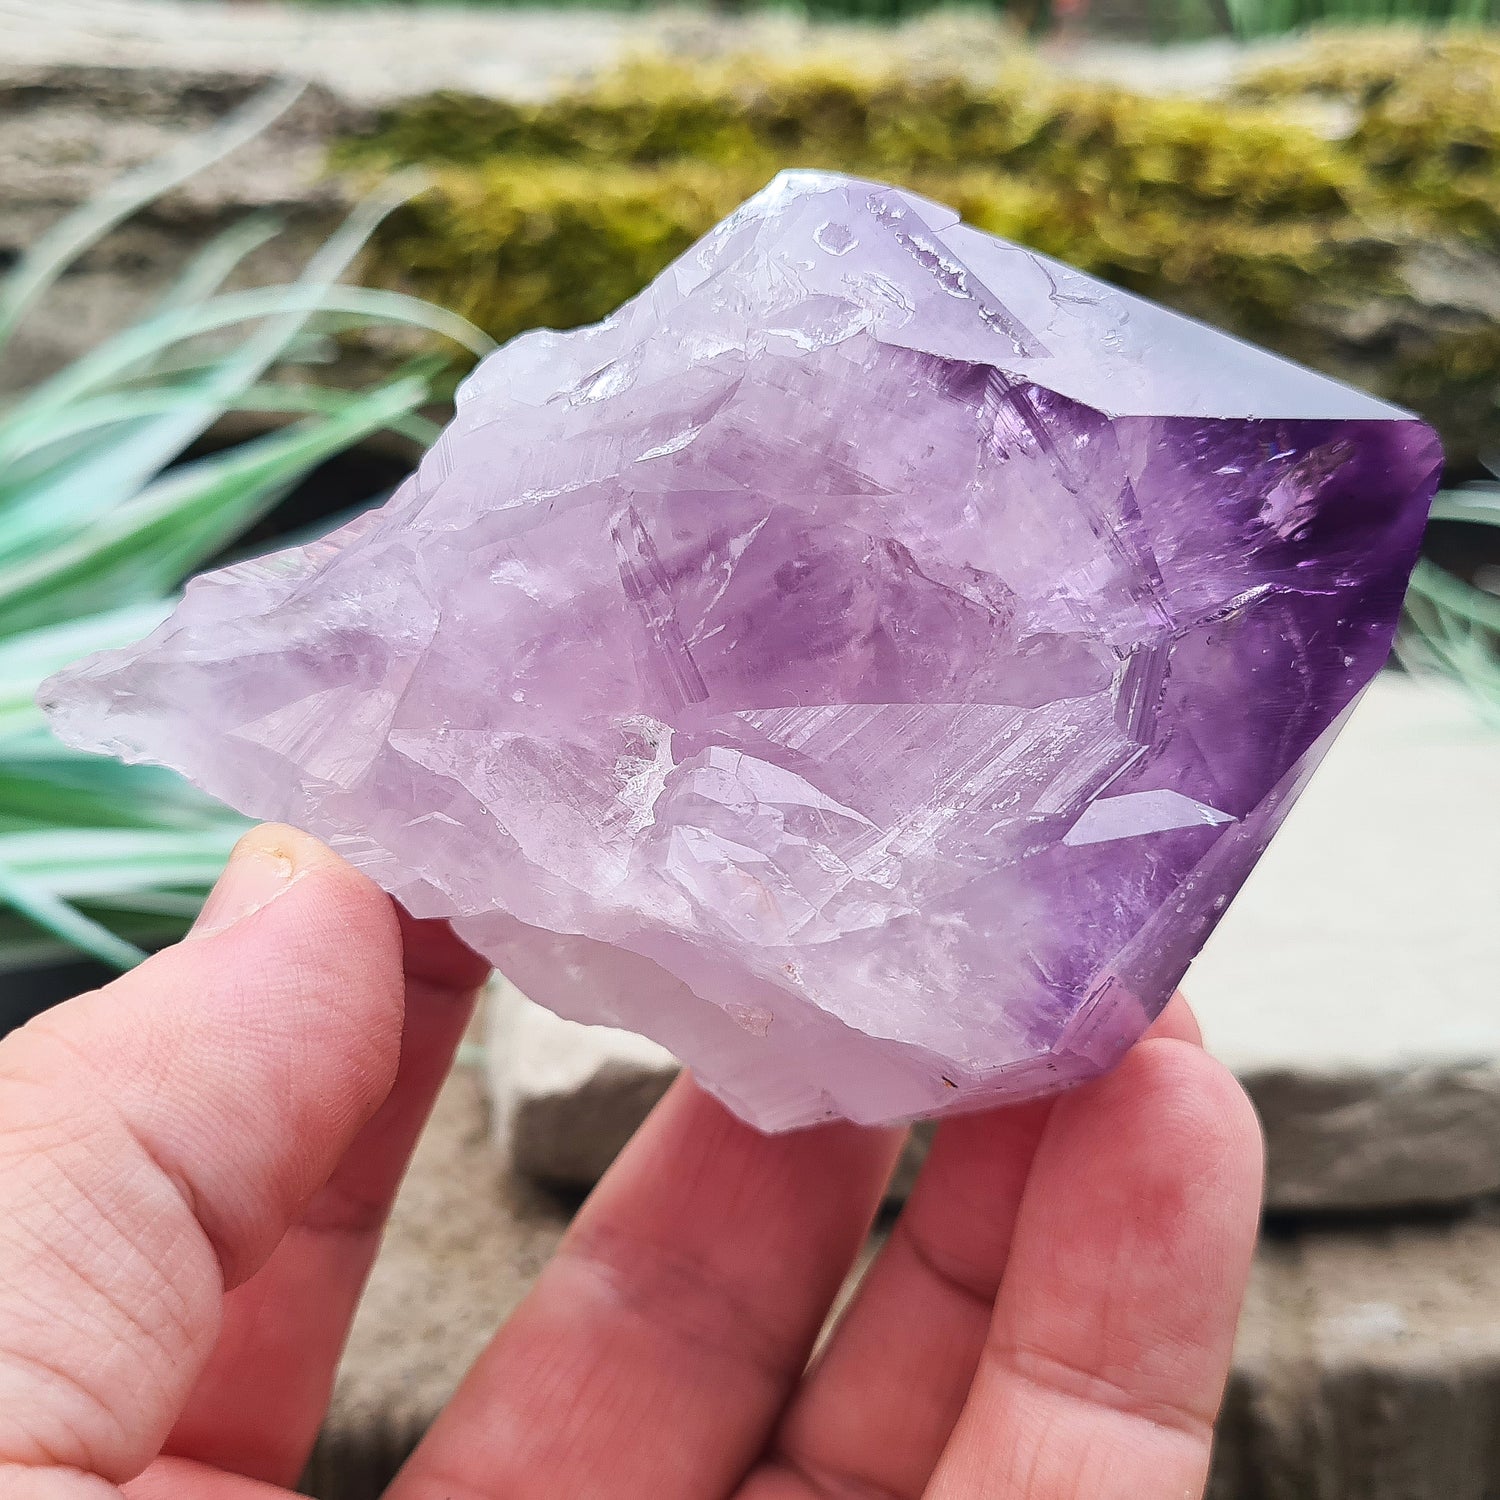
[0,861,149,970]
[0,753,228,830]
[152,216,284,318]
[0,80,305,354]
[0,827,243,892]
[0,373,428,635]
[1430,486,1500,527]
[0,282,490,477]
[1,375,441,473]
[0,91,482,973]
[0,177,440,556]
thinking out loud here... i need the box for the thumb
[0,825,405,1489]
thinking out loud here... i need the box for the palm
[0,830,1259,1500]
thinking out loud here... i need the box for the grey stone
[304,1062,571,1500]
[1220,1216,1500,1500]
[483,977,676,1190]
[1246,1065,1500,1214]
[309,1063,1500,1500]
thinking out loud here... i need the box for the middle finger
[387,1073,902,1500]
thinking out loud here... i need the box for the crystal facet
[41,172,1441,1130]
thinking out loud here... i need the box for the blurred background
[0,1,1496,1495]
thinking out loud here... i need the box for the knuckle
[993,1333,1214,1442]
[558,1222,804,1388]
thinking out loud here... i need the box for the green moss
[336,59,1049,172]
[347,52,1375,327]
[1239,29,1500,243]
[343,56,1364,219]
[342,34,1500,465]
[375,161,749,337]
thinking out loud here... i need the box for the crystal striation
[41,172,1442,1131]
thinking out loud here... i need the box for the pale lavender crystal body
[42,172,1441,1130]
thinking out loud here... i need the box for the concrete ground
[1191,675,1500,1210]
[1192,676,1500,1085]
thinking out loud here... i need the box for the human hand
[0,825,1262,1500]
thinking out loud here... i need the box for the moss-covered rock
[379,160,744,337]
[341,33,1500,469]
[1239,29,1500,246]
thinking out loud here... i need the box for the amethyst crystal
[42,172,1441,1130]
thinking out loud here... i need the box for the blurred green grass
[0,83,492,973]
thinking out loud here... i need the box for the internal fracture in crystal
[40,172,1442,1130]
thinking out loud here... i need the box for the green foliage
[1396,484,1500,720]
[384,159,738,336]
[343,52,1379,321]
[0,85,492,973]
[1225,0,1497,38]
[344,57,1366,213]
[373,149,1392,356]
[341,39,1500,462]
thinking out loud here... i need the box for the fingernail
[190,831,301,938]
